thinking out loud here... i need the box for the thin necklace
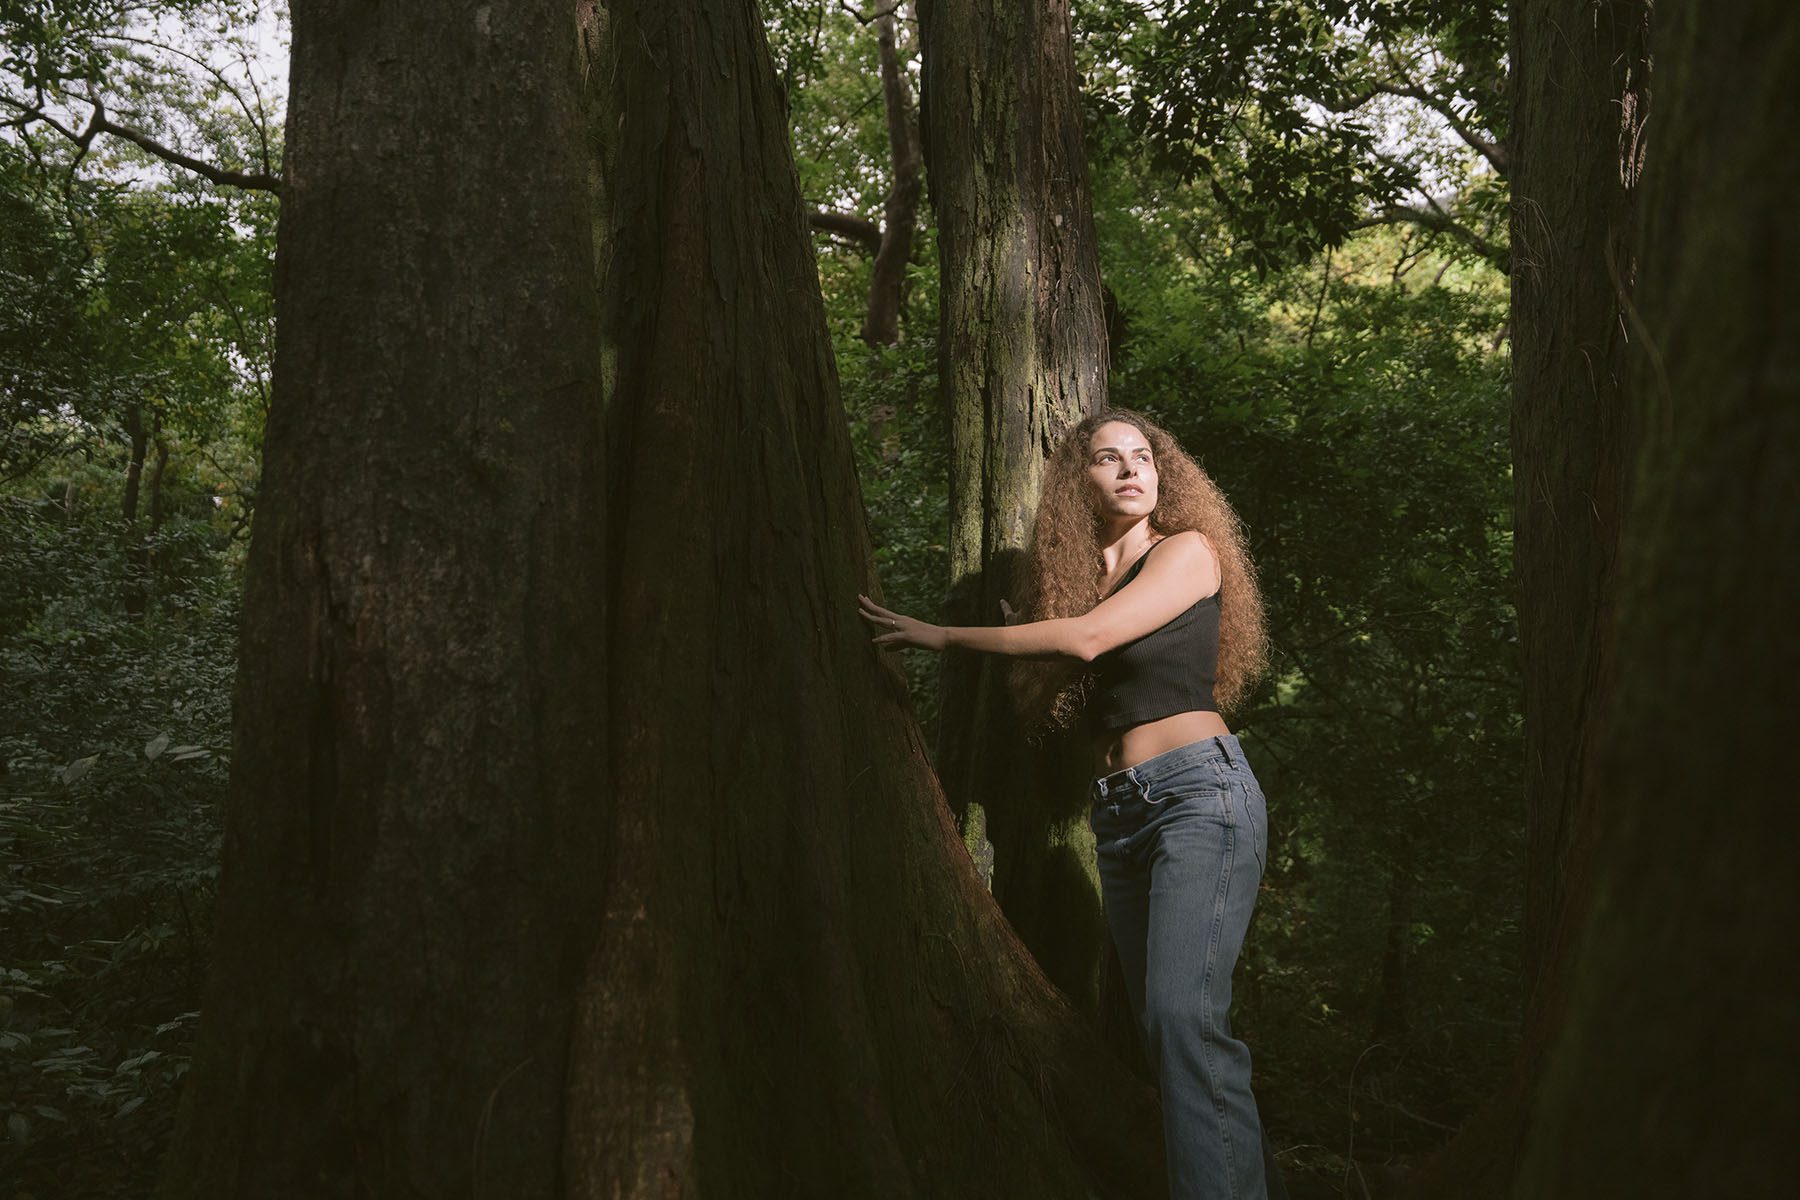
[1103,534,1161,596]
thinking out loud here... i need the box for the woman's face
[1084,420,1158,523]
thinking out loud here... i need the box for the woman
[858,408,1279,1200]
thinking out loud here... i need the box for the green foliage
[784,5,950,738]
[766,0,835,106]
[839,330,949,740]
[783,2,907,222]
[0,151,99,482]
[1,133,275,489]
[0,486,237,1194]
[1,136,263,1196]
[3,0,287,262]
[1079,0,1508,272]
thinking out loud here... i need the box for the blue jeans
[1089,735,1271,1200]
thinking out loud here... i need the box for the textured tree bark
[160,0,1165,1195]
[1508,0,1650,1005]
[157,0,612,1193]
[1404,5,1651,1193]
[1413,2,1800,1194]
[1514,0,1800,1189]
[566,3,1157,1192]
[918,0,1111,1013]
[862,7,924,347]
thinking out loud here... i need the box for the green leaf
[118,1049,164,1072]
[60,754,98,785]
[145,731,171,760]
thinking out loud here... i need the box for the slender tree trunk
[122,403,151,616]
[918,0,1111,1013]
[146,429,168,535]
[158,0,611,1192]
[862,7,924,347]
[1373,860,1413,1041]
[1515,0,1800,1190]
[162,0,1165,1194]
[141,425,169,606]
[121,401,147,525]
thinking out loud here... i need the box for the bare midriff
[1091,709,1232,775]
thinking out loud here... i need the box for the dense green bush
[2,140,261,1195]
[1,485,238,1192]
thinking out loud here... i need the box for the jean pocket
[1241,785,1268,873]
[1089,799,1139,847]
[1147,785,1229,816]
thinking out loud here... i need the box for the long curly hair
[1010,407,1268,731]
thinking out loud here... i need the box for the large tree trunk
[1405,5,1651,1194]
[918,0,1111,1013]
[1412,1,1800,1194]
[566,2,1156,1191]
[1516,0,1800,1189]
[161,0,1164,1195]
[157,2,612,1193]
[1508,0,1650,1006]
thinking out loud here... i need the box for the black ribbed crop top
[1086,537,1221,731]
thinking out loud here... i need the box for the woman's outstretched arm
[857,530,1218,663]
[858,593,1090,660]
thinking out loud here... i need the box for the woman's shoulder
[1150,528,1214,561]
[1148,530,1221,594]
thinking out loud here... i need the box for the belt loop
[1214,734,1236,769]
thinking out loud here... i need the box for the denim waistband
[1089,734,1244,804]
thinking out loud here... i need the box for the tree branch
[1350,202,1510,274]
[99,32,280,179]
[1328,79,1508,177]
[808,209,882,251]
[836,0,903,25]
[4,97,282,192]
[861,5,922,345]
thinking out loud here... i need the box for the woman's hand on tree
[858,594,948,652]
